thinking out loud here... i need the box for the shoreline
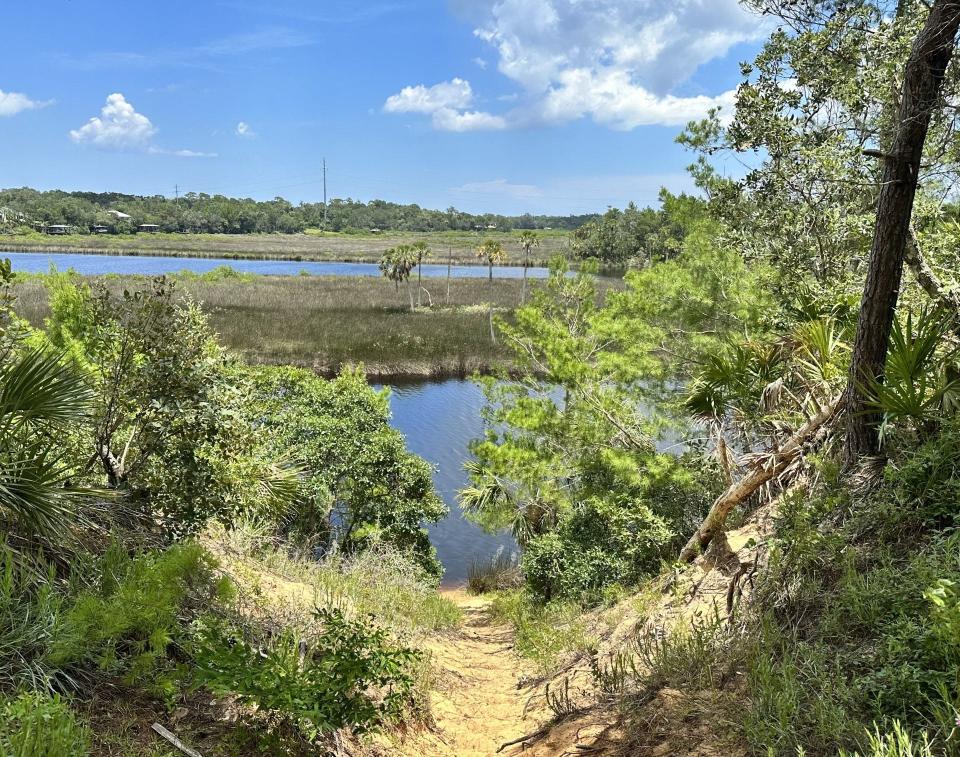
[0,239,557,268]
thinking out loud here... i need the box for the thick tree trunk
[521,251,529,305]
[844,0,960,465]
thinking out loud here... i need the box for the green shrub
[51,542,222,685]
[0,690,90,757]
[191,607,420,739]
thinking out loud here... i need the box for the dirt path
[390,590,538,756]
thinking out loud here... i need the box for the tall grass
[208,520,461,636]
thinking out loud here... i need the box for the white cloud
[384,78,474,114]
[473,57,488,69]
[388,0,764,131]
[383,78,505,131]
[69,93,157,149]
[70,93,216,157]
[236,121,256,138]
[0,89,52,117]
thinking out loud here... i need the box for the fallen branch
[151,723,202,757]
[497,723,555,752]
[679,395,842,563]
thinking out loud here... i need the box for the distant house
[486,224,497,230]
[107,210,132,220]
[92,225,110,234]
[138,224,160,233]
[369,228,382,234]
[45,225,72,235]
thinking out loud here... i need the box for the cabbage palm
[379,245,419,312]
[517,231,540,305]
[475,239,507,343]
[412,241,431,307]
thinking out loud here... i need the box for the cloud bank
[386,0,764,131]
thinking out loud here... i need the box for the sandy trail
[390,590,538,756]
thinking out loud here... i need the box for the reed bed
[14,269,623,377]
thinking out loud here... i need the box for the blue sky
[0,1,765,215]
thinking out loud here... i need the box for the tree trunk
[521,249,528,305]
[488,261,496,344]
[417,255,423,308]
[844,0,960,465]
[407,277,414,312]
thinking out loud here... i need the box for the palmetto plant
[475,239,507,343]
[0,347,96,539]
[864,308,959,443]
[411,241,431,308]
[459,460,555,547]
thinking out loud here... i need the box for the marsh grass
[0,229,571,266]
[466,548,522,594]
[14,271,623,376]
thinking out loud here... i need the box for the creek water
[1,250,551,279]
[374,378,517,586]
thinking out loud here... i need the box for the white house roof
[107,210,132,219]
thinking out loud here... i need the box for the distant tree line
[0,187,598,235]
[570,190,701,265]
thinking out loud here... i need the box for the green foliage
[571,193,697,265]
[0,549,66,692]
[0,690,90,757]
[191,607,420,739]
[740,419,960,754]
[42,274,291,537]
[243,365,447,576]
[51,543,220,686]
[0,186,592,234]
[865,308,959,443]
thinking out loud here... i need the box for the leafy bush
[0,690,90,757]
[51,542,222,685]
[191,608,420,739]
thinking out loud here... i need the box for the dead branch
[679,395,842,563]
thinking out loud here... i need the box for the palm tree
[412,241,431,308]
[475,239,507,343]
[517,231,540,305]
[379,245,419,312]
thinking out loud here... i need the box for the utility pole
[322,158,328,230]
[174,184,181,231]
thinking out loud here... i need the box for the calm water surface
[376,379,516,585]
[2,251,551,280]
